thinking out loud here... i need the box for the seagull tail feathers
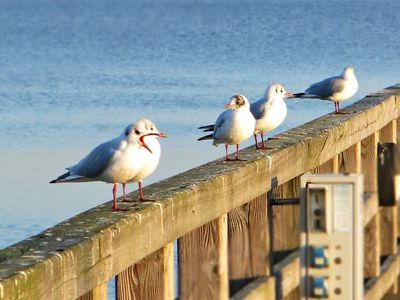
[291,92,306,98]
[198,124,215,132]
[50,172,86,183]
[197,134,213,141]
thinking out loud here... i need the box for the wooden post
[379,120,398,256]
[228,194,269,280]
[318,154,339,173]
[178,214,228,300]
[379,120,398,294]
[77,283,108,300]
[115,242,174,300]
[339,142,361,173]
[271,177,301,253]
[362,132,381,278]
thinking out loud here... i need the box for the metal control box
[300,174,363,300]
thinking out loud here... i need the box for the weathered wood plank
[228,194,269,279]
[230,276,275,300]
[115,242,174,300]
[380,120,398,256]
[283,287,299,300]
[179,214,228,300]
[1,86,399,299]
[365,253,400,300]
[273,251,300,299]
[339,142,361,173]
[383,276,400,299]
[362,132,381,278]
[271,178,301,252]
[77,284,107,300]
[380,207,398,256]
[364,192,379,226]
[317,154,339,173]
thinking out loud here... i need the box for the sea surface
[0,0,399,294]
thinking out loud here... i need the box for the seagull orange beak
[156,132,168,138]
[224,102,234,109]
[285,91,294,97]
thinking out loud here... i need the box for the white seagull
[198,95,256,161]
[123,119,166,201]
[291,66,358,114]
[50,118,167,211]
[250,83,293,149]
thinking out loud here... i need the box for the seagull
[123,119,167,201]
[50,118,167,211]
[198,95,256,161]
[291,66,358,114]
[250,83,293,149]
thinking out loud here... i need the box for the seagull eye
[135,129,140,135]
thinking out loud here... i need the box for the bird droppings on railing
[16,271,27,281]
[166,198,175,221]
[151,202,164,234]
[266,156,273,171]
[133,213,143,224]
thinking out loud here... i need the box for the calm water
[1,0,399,249]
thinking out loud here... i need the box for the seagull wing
[250,98,266,120]
[306,76,346,99]
[70,138,120,178]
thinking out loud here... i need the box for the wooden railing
[1,84,400,300]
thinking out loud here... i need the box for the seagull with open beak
[50,118,167,211]
[123,119,167,202]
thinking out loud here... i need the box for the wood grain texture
[362,132,379,193]
[283,287,300,300]
[228,194,269,279]
[77,284,107,300]
[179,215,228,300]
[362,132,381,278]
[230,276,275,300]
[116,242,174,300]
[339,142,361,173]
[383,276,400,299]
[365,253,400,300]
[316,154,339,173]
[380,120,398,256]
[364,214,381,278]
[1,85,400,299]
[364,192,379,226]
[271,178,301,251]
[273,251,300,299]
